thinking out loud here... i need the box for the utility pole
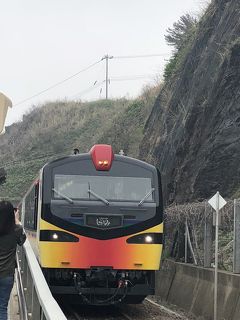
[102,55,113,99]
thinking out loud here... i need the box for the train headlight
[127,233,163,244]
[52,233,59,240]
[145,235,153,243]
[40,230,79,242]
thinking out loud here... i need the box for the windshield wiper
[138,188,155,206]
[88,187,109,206]
[52,188,74,204]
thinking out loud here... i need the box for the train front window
[53,174,153,202]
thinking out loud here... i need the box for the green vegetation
[165,202,235,271]
[163,14,198,80]
[0,85,159,202]
[98,84,161,157]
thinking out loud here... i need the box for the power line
[11,53,168,106]
[111,78,151,82]
[111,74,155,81]
[113,53,170,59]
[102,53,167,98]
[71,80,105,99]
[72,74,155,98]
[71,74,156,99]
[13,59,103,107]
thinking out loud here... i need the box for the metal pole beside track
[208,191,226,320]
[233,199,240,273]
[185,218,187,263]
[204,202,213,268]
[214,192,219,320]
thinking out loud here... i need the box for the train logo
[96,217,110,227]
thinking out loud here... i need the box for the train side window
[24,183,39,231]
[34,182,39,230]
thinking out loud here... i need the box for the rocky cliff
[140,0,240,203]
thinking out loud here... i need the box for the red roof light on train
[90,144,114,171]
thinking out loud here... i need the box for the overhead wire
[11,53,169,107]
[110,74,155,81]
[71,80,106,99]
[70,74,156,99]
[70,75,154,98]
[13,59,103,107]
[113,53,170,59]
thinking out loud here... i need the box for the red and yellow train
[21,144,163,304]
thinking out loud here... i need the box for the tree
[165,14,197,51]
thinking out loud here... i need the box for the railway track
[63,303,129,320]
[60,298,192,320]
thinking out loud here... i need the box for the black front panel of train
[42,155,163,240]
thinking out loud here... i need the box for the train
[20,144,163,305]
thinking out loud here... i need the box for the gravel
[61,298,196,320]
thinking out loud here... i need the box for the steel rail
[145,298,186,319]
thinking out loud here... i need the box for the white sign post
[208,191,227,320]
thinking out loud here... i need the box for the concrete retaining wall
[156,260,240,320]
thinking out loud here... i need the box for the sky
[0,0,207,125]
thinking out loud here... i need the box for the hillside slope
[140,0,240,203]
[0,99,127,201]
[0,90,155,201]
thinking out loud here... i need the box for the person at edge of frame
[0,201,26,320]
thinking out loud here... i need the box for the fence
[164,199,240,273]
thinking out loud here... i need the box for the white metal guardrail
[15,255,28,320]
[16,239,67,320]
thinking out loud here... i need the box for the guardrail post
[27,271,34,318]
[204,202,213,268]
[31,286,41,320]
[233,200,240,273]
